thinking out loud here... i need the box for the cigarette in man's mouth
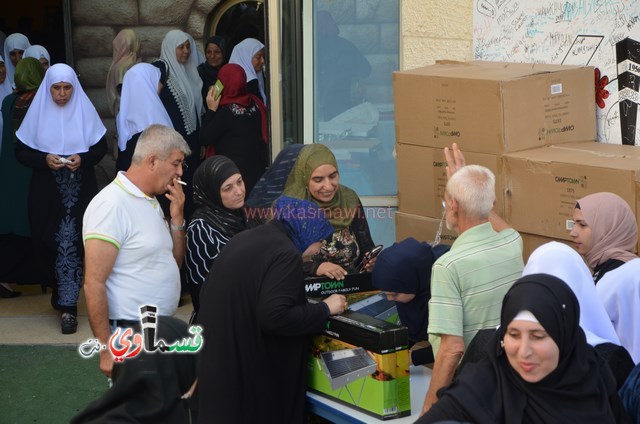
[176,179,187,186]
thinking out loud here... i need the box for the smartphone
[358,245,383,273]
[213,79,224,100]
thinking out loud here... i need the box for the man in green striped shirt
[421,144,524,415]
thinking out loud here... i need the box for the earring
[500,340,504,348]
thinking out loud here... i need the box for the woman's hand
[46,154,66,171]
[65,154,81,171]
[206,85,221,112]
[316,262,347,280]
[362,256,377,272]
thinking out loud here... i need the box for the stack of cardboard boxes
[392,60,614,259]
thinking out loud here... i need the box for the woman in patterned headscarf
[15,63,107,334]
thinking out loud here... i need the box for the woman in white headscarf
[115,62,173,171]
[152,29,204,219]
[597,259,640,365]
[523,241,635,387]
[23,44,51,70]
[3,33,30,87]
[229,38,266,105]
[15,63,107,335]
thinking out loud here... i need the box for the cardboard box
[393,61,596,154]
[396,143,505,218]
[308,308,410,420]
[520,233,574,263]
[395,211,458,245]
[504,142,640,241]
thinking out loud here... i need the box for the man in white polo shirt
[83,124,191,377]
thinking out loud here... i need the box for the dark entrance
[1,0,68,64]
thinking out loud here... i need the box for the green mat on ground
[0,345,107,423]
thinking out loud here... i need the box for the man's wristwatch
[170,219,186,231]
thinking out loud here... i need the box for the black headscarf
[371,238,449,341]
[70,316,197,423]
[197,36,225,94]
[191,155,246,238]
[419,274,621,424]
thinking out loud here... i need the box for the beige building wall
[400,0,474,70]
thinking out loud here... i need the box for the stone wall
[69,0,222,186]
[68,0,476,186]
[400,0,474,70]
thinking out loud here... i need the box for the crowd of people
[0,29,271,320]
[0,26,638,424]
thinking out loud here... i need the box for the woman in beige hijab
[569,192,638,283]
[105,29,141,117]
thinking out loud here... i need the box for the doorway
[1,0,68,64]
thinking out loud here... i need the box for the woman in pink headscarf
[569,192,638,283]
[105,29,141,117]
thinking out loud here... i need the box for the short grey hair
[131,124,191,164]
[446,164,495,220]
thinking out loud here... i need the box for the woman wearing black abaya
[197,196,348,424]
[15,64,107,334]
[184,155,247,315]
[417,274,629,424]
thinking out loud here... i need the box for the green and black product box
[307,297,410,420]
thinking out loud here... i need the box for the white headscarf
[16,63,106,155]
[117,63,173,151]
[596,258,640,364]
[229,38,266,104]
[23,45,51,65]
[523,241,621,347]
[3,33,30,87]
[158,30,204,135]
[0,54,13,99]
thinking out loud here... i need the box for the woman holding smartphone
[199,63,268,196]
[282,143,378,279]
[15,63,107,334]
